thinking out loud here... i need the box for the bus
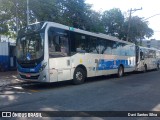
[16,22,136,84]
[135,46,160,72]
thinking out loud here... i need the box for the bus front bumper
[18,72,48,82]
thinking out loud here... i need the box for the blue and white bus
[135,46,160,72]
[16,22,136,84]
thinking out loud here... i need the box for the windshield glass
[16,33,44,61]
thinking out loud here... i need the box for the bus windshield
[16,32,44,61]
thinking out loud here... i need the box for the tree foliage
[102,8,124,37]
[0,0,154,43]
[124,16,154,43]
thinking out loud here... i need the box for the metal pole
[126,9,132,42]
[27,0,29,26]
[126,8,142,42]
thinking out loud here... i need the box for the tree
[29,0,60,22]
[85,10,105,33]
[0,0,11,35]
[124,16,154,44]
[101,8,153,44]
[0,0,28,38]
[102,8,124,38]
[61,0,91,29]
[0,0,154,43]
[0,0,92,36]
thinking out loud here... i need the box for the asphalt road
[0,70,160,120]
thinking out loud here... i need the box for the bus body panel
[48,53,136,83]
[49,57,71,82]
[71,54,134,77]
[16,22,137,83]
[46,22,136,81]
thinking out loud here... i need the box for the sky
[85,0,160,40]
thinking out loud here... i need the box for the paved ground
[0,70,160,120]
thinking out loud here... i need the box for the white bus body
[16,22,136,84]
[135,46,159,72]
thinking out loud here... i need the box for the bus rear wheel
[73,67,85,85]
[143,65,147,72]
[157,64,159,71]
[117,66,124,77]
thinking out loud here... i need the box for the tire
[117,66,124,77]
[73,67,86,85]
[156,64,159,71]
[143,65,147,73]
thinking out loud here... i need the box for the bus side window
[140,51,144,60]
[59,36,69,56]
[54,36,61,51]
[48,27,69,58]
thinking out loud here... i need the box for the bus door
[136,46,140,66]
[48,27,71,82]
[9,45,16,70]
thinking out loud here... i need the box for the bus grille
[19,63,36,68]
[20,74,39,80]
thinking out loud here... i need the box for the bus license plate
[26,74,31,78]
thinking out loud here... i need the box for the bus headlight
[39,62,47,72]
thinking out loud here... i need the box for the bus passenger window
[60,36,69,56]
[76,43,86,53]
[140,51,144,60]
[48,27,69,58]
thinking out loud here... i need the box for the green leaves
[102,8,124,37]
[101,8,153,44]
[0,0,154,43]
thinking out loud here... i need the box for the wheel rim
[76,71,83,81]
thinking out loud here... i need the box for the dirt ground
[0,71,19,86]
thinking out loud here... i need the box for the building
[142,39,160,50]
[0,35,16,71]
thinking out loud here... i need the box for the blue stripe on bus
[17,62,41,73]
[97,59,134,70]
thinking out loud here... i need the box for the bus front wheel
[73,67,85,85]
[117,66,124,77]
